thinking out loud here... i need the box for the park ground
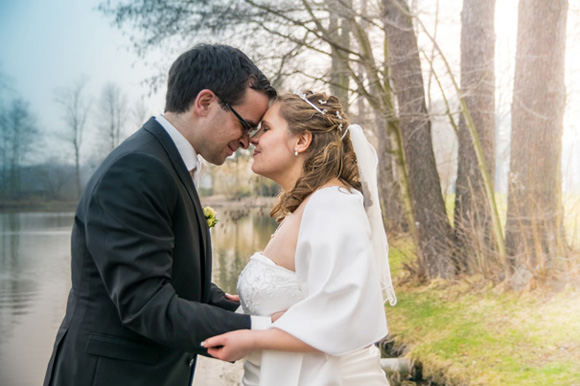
[386,237,580,386]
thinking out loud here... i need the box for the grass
[385,238,580,386]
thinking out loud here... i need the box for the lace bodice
[237,253,304,316]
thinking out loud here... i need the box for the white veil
[348,124,397,306]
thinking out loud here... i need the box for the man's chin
[204,152,228,166]
[213,158,226,166]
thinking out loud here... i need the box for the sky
[0,0,165,162]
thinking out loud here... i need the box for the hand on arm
[225,293,240,303]
[202,328,319,362]
[271,310,285,322]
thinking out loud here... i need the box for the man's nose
[239,132,250,149]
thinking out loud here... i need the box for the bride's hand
[271,310,286,322]
[202,330,256,362]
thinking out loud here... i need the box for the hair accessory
[340,125,349,140]
[294,89,325,115]
[294,90,348,138]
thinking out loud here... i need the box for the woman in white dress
[202,91,397,385]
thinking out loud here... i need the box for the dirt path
[191,355,244,386]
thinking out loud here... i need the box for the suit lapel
[142,118,209,258]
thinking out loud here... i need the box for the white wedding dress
[237,187,390,386]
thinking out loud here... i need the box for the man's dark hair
[165,44,277,113]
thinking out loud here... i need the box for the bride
[202,90,397,385]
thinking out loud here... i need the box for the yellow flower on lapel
[203,206,219,228]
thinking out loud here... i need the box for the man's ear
[295,131,313,154]
[194,89,217,118]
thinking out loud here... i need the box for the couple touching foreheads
[43,43,396,386]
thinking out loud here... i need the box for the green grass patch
[386,239,580,386]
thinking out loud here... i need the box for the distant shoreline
[200,195,277,209]
[0,195,278,213]
[0,200,78,213]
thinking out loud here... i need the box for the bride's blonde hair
[271,90,361,221]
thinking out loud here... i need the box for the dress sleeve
[271,188,388,356]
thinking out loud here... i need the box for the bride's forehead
[264,101,283,117]
[262,109,288,128]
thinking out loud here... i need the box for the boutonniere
[203,206,219,228]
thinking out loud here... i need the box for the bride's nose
[250,132,261,146]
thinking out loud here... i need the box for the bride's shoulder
[297,186,369,241]
[301,185,364,217]
[313,185,362,202]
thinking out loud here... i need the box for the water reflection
[0,208,277,386]
[211,207,278,294]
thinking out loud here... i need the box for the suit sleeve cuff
[250,315,271,330]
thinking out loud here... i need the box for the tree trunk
[0,108,6,198]
[74,141,81,198]
[55,78,90,199]
[375,113,407,234]
[453,0,496,273]
[382,0,454,279]
[505,0,568,279]
[347,0,408,235]
[328,0,351,111]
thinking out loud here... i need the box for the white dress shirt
[155,114,200,185]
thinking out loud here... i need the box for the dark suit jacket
[43,118,251,386]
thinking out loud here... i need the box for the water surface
[0,209,277,386]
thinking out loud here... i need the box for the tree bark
[328,0,352,111]
[505,0,568,277]
[375,113,407,234]
[344,0,409,235]
[453,0,496,273]
[382,0,454,279]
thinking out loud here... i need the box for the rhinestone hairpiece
[294,90,349,138]
[294,90,327,114]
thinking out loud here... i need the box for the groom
[43,44,276,386]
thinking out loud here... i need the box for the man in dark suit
[43,44,277,386]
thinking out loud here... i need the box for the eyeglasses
[223,102,258,135]
[214,92,260,137]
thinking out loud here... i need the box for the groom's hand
[225,293,240,303]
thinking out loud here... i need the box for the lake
[0,209,277,386]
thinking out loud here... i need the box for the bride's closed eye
[252,125,269,140]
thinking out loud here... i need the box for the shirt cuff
[250,315,271,330]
